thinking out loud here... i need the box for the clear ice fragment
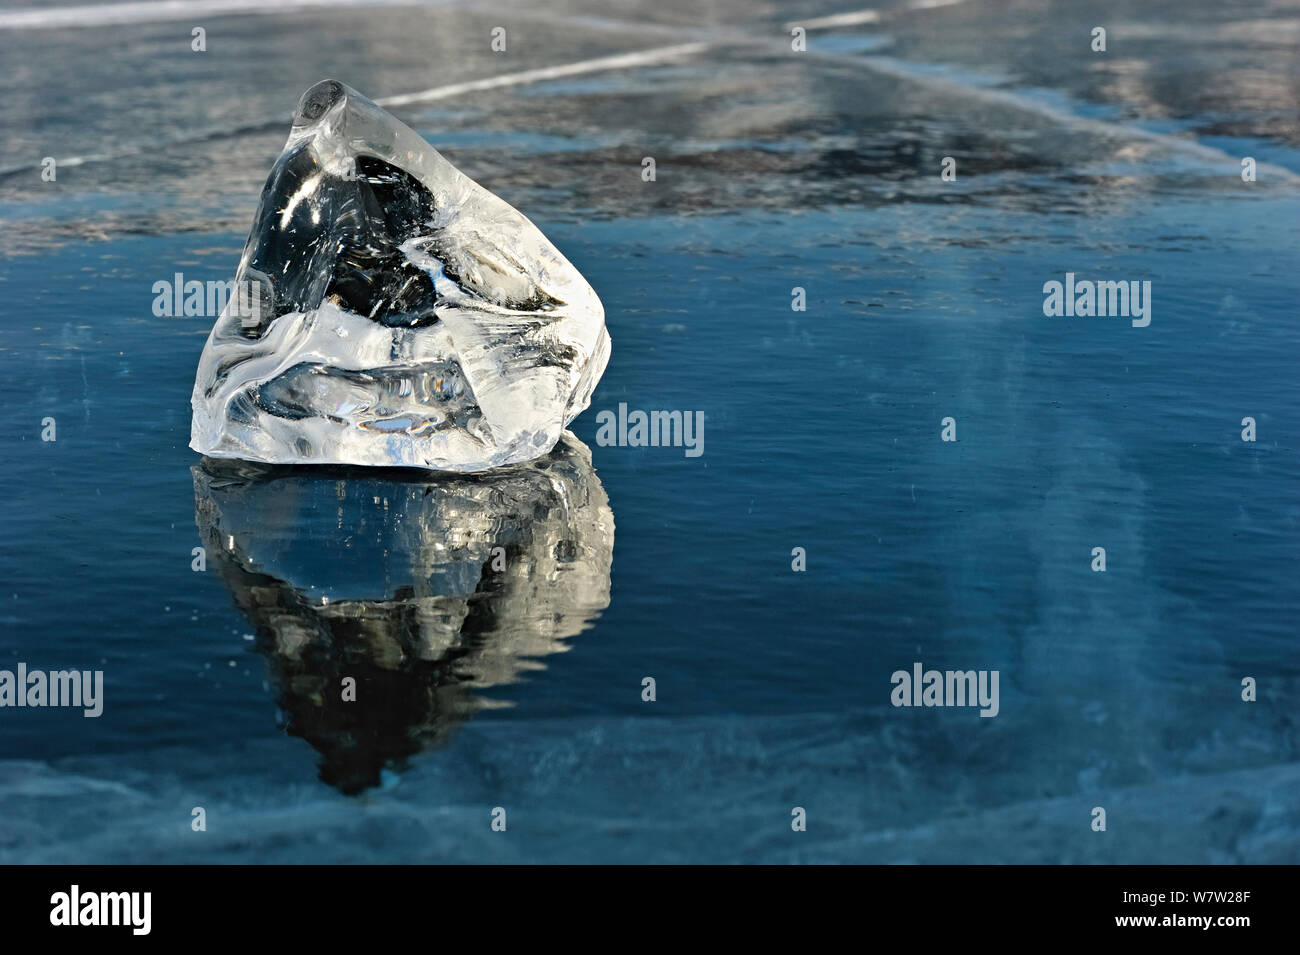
[190,80,610,471]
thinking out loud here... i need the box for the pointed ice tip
[293,79,347,126]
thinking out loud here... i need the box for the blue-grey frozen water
[0,0,1297,863]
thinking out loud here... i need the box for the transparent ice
[190,80,610,471]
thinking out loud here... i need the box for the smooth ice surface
[189,80,609,471]
[3,0,1299,864]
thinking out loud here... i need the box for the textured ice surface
[192,433,613,794]
[190,80,609,471]
[5,725,1298,864]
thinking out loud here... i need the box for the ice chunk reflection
[192,433,613,794]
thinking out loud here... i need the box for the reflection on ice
[192,433,613,794]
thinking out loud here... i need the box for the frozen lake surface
[0,0,1297,862]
